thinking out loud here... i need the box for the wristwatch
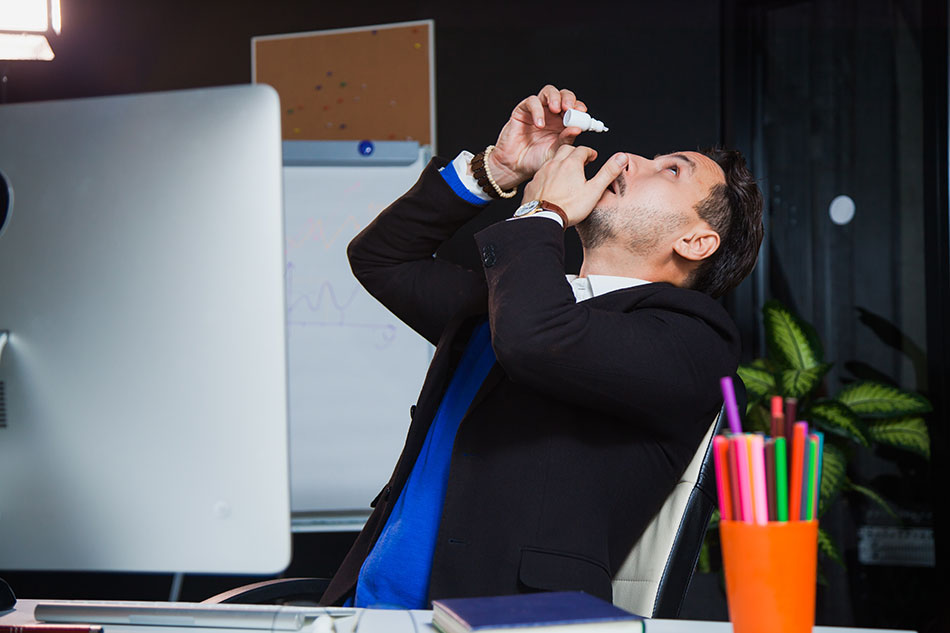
[513,199,569,226]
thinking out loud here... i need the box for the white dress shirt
[567,274,649,302]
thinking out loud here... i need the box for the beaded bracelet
[471,145,518,199]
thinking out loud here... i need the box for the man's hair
[687,147,764,298]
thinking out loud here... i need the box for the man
[320,86,764,609]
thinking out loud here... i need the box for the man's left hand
[522,146,629,227]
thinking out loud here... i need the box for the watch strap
[539,200,569,227]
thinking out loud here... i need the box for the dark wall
[4,0,723,155]
[3,0,724,270]
[0,0,725,601]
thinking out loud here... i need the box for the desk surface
[0,599,917,633]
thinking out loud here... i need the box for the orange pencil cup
[720,520,818,633]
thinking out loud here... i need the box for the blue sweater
[353,319,495,608]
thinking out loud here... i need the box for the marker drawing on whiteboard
[285,263,397,349]
[286,216,364,254]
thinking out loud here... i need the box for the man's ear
[673,227,720,262]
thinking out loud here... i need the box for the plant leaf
[697,540,711,574]
[779,363,832,399]
[807,399,870,446]
[707,508,720,531]
[867,416,931,459]
[819,442,847,516]
[837,381,932,419]
[818,526,845,568]
[737,364,777,403]
[745,403,771,434]
[763,300,824,370]
[845,480,899,520]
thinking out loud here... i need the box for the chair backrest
[611,407,724,618]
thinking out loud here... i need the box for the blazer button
[481,244,497,267]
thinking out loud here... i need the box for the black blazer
[321,158,740,607]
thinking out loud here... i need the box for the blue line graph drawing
[285,261,397,348]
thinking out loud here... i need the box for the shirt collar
[565,274,651,302]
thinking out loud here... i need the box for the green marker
[806,436,819,521]
[775,437,789,522]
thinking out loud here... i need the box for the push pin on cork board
[251,20,435,151]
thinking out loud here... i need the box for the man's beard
[575,206,615,250]
[576,204,666,254]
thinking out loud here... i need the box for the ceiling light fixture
[0,0,62,61]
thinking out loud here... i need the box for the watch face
[514,200,541,217]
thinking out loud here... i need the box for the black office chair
[205,408,725,617]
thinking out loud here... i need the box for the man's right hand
[486,85,588,191]
[522,145,628,227]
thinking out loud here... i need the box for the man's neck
[578,245,690,286]
[578,244,656,280]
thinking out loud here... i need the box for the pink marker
[733,435,753,523]
[712,436,731,521]
[750,434,769,525]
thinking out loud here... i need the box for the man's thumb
[590,153,628,189]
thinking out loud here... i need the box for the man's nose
[623,153,651,172]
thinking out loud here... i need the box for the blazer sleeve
[474,215,741,438]
[347,158,490,345]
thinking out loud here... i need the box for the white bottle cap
[563,109,608,133]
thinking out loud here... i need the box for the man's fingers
[558,127,583,144]
[559,89,578,112]
[553,143,578,160]
[519,94,547,128]
[532,86,585,125]
[589,153,629,190]
[560,145,598,165]
[538,85,561,114]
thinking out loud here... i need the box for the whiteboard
[281,142,433,528]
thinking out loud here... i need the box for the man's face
[578,151,726,253]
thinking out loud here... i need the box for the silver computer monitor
[0,85,291,574]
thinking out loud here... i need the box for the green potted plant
[700,299,931,574]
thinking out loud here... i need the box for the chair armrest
[202,578,331,605]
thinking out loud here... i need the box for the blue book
[431,591,644,633]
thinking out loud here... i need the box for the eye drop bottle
[562,109,608,133]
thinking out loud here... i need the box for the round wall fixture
[829,194,855,226]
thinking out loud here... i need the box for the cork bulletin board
[252,20,435,149]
